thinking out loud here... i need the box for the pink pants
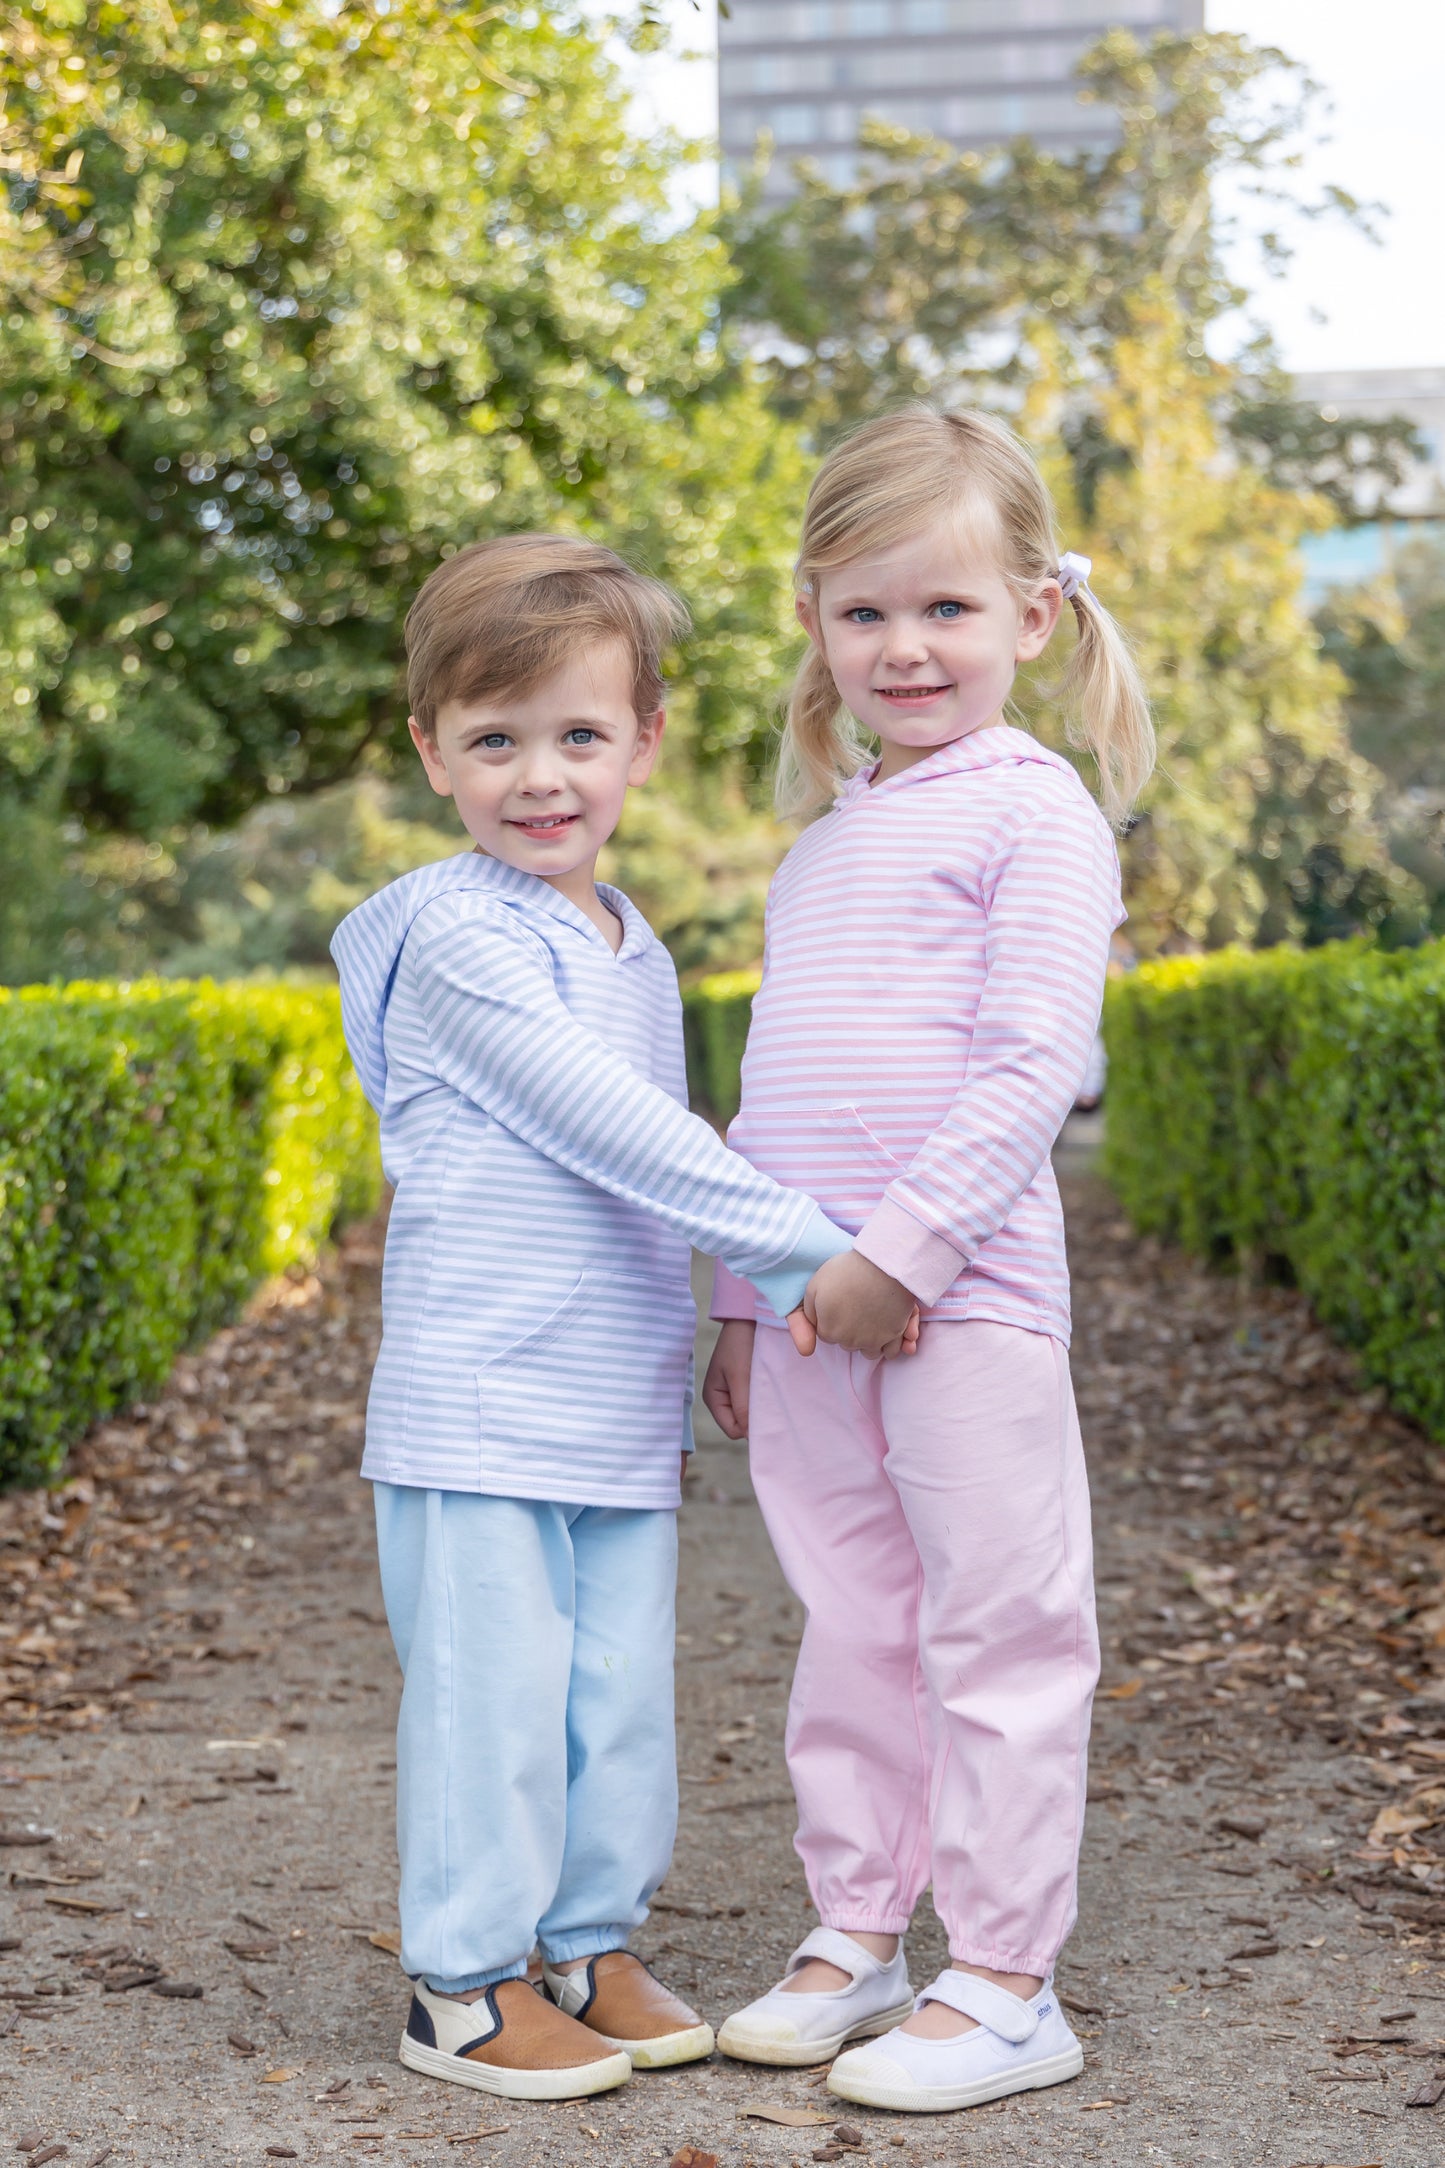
[748,1320,1098,1978]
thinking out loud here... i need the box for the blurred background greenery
[2,1,1441,984]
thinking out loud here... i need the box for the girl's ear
[409,715,454,798]
[1017,581,1064,664]
[628,706,667,788]
[795,590,822,646]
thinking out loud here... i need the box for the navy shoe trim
[405,1993,436,2051]
[571,1959,599,2024]
[457,1984,505,2057]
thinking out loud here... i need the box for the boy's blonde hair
[777,406,1154,826]
[405,533,689,737]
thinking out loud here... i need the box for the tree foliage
[723,29,1420,948]
[0,0,797,844]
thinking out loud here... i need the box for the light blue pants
[373,1484,679,1994]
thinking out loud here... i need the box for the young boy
[331,535,856,2102]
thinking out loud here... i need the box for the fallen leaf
[1368,1803,1436,1847]
[151,1979,203,1998]
[1406,2077,1445,2107]
[264,2152,298,2161]
[0,1829,54,1847]
[42,1894,120,1915]
[84,2150,113,2167]
[669,2151,718,2168]
[1081,2097,1130,2110]
[738,2105,831,2126]
[31,2149,69,2167]
[367,1928,402,1955]
[1099,1678,1143,1699]
[228,2033,259,2056]
[261,2066,301,2084]
[1059,1991,1105,2016]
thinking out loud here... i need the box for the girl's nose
[881,620,931,668]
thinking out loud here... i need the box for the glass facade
[719,0,1207,195]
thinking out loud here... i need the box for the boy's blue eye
[564,728,598,745]
[478,733,510,750]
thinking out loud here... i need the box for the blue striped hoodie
[331,852,848,1507]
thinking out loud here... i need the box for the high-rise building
[719,0,1206,199]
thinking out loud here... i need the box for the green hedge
[1103,940,1445,1438]
[0,979,379,1488]
[683,969,760,1123]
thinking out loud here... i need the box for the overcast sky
[614,1,1443,377]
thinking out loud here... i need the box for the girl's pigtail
[774,642,870,818]
[1056,588,1155,828]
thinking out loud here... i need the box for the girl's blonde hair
[777,406,1154,826]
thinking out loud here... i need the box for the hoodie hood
[834,722,1081,809]
[330,853,497,1111]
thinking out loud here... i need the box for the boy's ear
[408,715,454,798]
[628,706,666,788]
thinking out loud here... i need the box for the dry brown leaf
[367,1928,402,1955]
[1099,1678,1143,1699]
[261,2067,301,2084]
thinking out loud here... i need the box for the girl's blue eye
[848,607,883,623]
[934,600,963,619]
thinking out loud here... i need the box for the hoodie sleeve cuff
[710,1261,758,1324]
[744,1204,853,1321]
[854,1197,965,1307]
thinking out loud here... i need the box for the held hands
[701,1257,921,1444]
[801,1251,919,1360]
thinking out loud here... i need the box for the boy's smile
[409,640,664,941]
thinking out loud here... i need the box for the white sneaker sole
[602,2020,715,2069]
[399,2031,632,2100]
[717,1996,917,2068]
[827,2039,1084,2112]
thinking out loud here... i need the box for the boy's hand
[702,1319,757,1440]
[803,1252,918,1359]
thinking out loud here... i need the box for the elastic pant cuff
[539,1925,632,1966]
[819,1913,912,1938]
[946,1945,1055,1981]
[422,1959,529,1995]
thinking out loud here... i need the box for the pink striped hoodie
[711,724,1124,1343]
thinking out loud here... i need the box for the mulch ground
[2,1148,1444,2165]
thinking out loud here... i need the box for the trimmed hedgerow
[0,979,379,1488]
[1103,940,1445,1439]
[682,968,760,1123]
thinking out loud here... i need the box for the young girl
[702,406,1153,2115]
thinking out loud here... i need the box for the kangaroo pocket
[819,1103,908,1174]
[476,1270,696,1465]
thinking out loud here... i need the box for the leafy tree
[0,0,761,838]
[721,29,1422,948]
[1316,534,1445,925]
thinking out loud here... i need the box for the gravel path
[4,1124,1444,2166]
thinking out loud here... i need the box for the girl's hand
[702,1318,757,1440]
[803,1252,916,1359]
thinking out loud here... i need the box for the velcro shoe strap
[786,1928,884,1984]
[917,1969,1039,2043]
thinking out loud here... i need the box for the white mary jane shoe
[716,1927,914,2067]
[826,1967,1083,2113]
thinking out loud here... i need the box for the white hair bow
[1057,551,1093,600]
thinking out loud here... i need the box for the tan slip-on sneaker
[543,1950,715,2069]
[400,1976,632,2099]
